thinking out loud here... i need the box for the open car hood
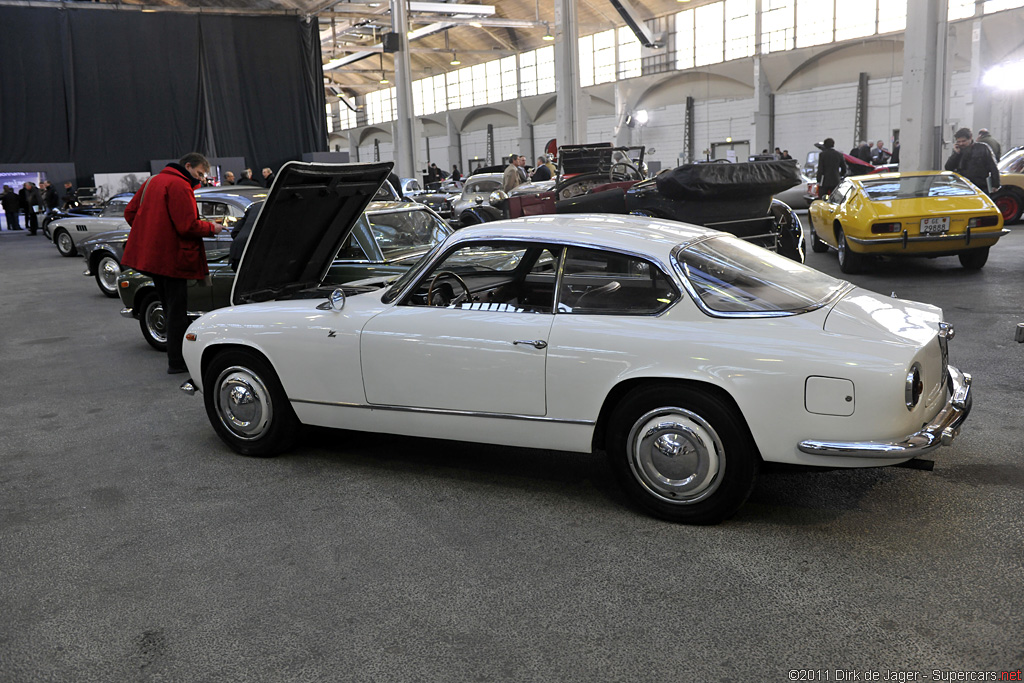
[232,161,393,305]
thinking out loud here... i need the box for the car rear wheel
[993,188,1024,224]
[836,225,863,274]
[203,349,299,457]
[94,254,121,298]
[958,247,990,270]
[54,229,77,257]
[606,384,759,525]
[137,290,168,351]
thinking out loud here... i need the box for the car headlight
[905,362,923,410]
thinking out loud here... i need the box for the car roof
[464,173,504,184]
[365,199,430,213]
[450,213,715,258]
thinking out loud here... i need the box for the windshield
[466,180,500,194]
[366,208,452,261]
[998,148,1024,173]
[674,236,847,315]
[859,174,977,201]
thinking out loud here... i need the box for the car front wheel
[606,384,759,525]
[137,291,168,351]
[94,254,121,298]
[203,349,299,457]
[836,225,863,274]
[54,229,77,257]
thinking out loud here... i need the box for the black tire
[54,228,77,257]
[606,384,759,525]
[93,254,121,298]
[836,225,863,274]
[810,227,830,253]
[137,290,168,352]
[203,348,299,457]
[958,247,990,269]
[993,188,1024,225]
[459,211,483,227]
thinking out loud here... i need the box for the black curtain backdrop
[0,8,326,184]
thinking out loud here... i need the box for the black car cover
[656,159,801,200]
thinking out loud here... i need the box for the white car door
[360,242,559,416]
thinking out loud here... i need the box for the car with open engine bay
[118,199,451,350]
[175,161,973,525]
[808,171,1007,273]
[77,186,269,296]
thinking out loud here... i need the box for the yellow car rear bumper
[846,228,1009,254]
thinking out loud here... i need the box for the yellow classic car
[992,146,1024,224]
[808,171,1007,273]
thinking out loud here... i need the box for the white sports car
[179,162,972,524]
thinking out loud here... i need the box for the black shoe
[167,366,188,375]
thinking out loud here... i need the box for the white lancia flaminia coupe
[179,162,972,524]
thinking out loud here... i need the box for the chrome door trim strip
[289,398,596,426]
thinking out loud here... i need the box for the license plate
[921,217,949,234]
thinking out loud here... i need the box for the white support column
[969,15,992,136]
[613,82,632,147]
[753,57,772,155]
[554,0,586,145]
[446,114,462,176]
[389,0,419,179]
[349,133,360,163]
[517,99,534,162]
[899,0,948,172]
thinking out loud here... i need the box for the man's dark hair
[179,152,210,169]
[823,138,835,148]
[954,127,972,140]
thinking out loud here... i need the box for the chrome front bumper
[798,366,972,458]
[119,307,134,319]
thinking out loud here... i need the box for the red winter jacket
[122,164,218,279]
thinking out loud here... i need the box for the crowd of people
[212,166,275,188]
[0,180,61,234]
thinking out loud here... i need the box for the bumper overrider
[798,365,972,458]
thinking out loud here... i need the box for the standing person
[261,167,275,188]
[774,147,783,159]
[976,128,1002,161]
[780,150,793,160]
[451,165,461,182]
[516,155,529,182]
[61,181,78,210]
[223,171,236,186]
[1,185,21,230]
[945,127,1000,194]
[502,154,523,193]
[530,156,552,181]
[237,169,260,187]
[40,181,60,212]
[20,182,42,235]
[816,138,847,199]
[121,153,222,374]
[871,140,890,165]
[890,139,900,165]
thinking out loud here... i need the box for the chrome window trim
[385,233,684,315]
[290,399,596,426]
[669,238,853,319]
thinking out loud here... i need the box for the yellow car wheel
[836,225,864,274]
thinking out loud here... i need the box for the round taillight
[905,363,923,410]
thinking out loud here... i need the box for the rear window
[674,236,847,316]
[859,175,977,201]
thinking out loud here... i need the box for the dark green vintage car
[118,200,452,350]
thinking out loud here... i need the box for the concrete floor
[1,221,1022,682]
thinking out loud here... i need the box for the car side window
[101,200,127,218]
[403,241,559,313]
[829,181,851,205]
[557,247,678,315]
[337,234,369,261]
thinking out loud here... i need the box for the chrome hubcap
[628,407,724,505]
[146,302,167,344]
[58,233,72,252]
[98,258,120,291]
[215,367,273,440]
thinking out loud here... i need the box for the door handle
[513,339,547,349]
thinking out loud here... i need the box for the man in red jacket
[122,153,222,374]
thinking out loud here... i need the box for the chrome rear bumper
[798,366,971,458]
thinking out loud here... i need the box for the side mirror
[316,288,346,311]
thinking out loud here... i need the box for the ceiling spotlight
[470,21,482,28]
[543,23,554,41]
[450,52,461,66]
[379,76,390,84]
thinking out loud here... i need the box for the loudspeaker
[382,32,401,53]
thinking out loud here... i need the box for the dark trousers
[151,274,189,371]
[4,210,19,230]
[23,208,38,233]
